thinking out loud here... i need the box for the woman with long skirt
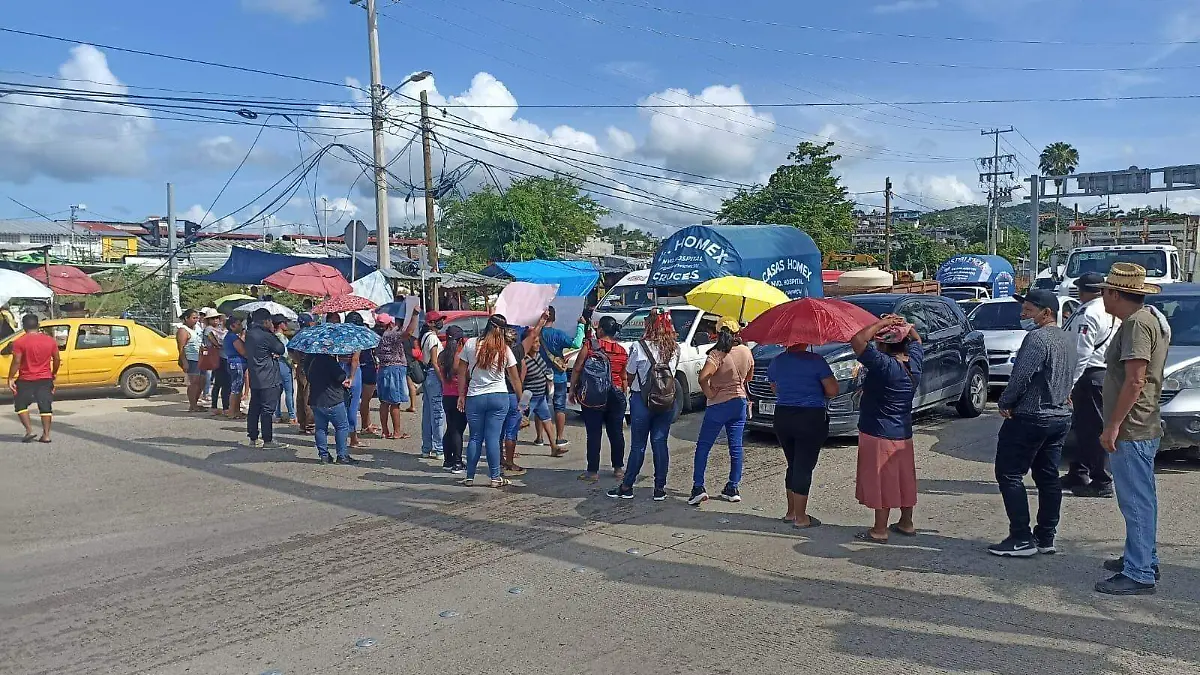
[849,315,923,543]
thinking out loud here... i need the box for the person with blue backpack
[570,315,628,483]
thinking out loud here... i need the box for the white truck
[1053,244,1184,298]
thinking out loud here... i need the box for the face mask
[1021,318,1038,331]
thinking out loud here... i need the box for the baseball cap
[717,316,742,333]
[425,310,444,323]
[1075,272,1106,292]
[375,312,395,325]
[297,312,315,326]
[1013,289,1060,313]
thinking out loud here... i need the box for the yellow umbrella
[685,276,790,322]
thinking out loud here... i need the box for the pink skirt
[855,432,917,510]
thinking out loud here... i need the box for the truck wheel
[120,366,159,398]
[955,365,987,418]
[672,374,689,422]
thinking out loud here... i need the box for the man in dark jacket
[989,289,1076,558]
[243,307,286,449]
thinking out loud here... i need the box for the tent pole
[43,246,55,319]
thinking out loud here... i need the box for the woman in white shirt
[608,307,680,501]
[456,314,522,487]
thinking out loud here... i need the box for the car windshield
[969,302,1023,330]
[1066,250,1168,278]
[1146,295,1200,346]
[597,284,655,310]
[1033,277,1058,290]
[941,288,981,301]
[616,309,698,342]
[845,298,896,318]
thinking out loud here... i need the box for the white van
[592,270,654,326]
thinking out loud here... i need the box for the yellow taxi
[0,318,184,398]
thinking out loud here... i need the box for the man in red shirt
[7,314,61,443]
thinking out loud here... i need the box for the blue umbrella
[287,323,379,355]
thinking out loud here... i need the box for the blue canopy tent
[647,224,824,299]
[479,260,600,297]
[185,246,375,284]
[936,255,1016,297]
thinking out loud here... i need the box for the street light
[381,71,432,105]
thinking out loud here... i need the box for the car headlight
[1165,363,1200,391]
[829,359,862,382]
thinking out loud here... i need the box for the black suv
[747,293,989,437]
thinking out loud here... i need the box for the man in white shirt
[1062,272,1120,498]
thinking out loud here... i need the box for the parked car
[1147,285,1200,458]
[967,296,1079,390]
[437,311,491,339]
[0,318,184,398]
[566,302,721,419]
[747,294,989,437]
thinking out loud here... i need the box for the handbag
[198,342,221,371]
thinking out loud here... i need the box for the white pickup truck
[567,303,721,419]
[1053,244,1183,297]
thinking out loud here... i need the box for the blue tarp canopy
[936,255,1015,297]
[648,224,824,299]
[480,259,599,297]
[185,246,374,284]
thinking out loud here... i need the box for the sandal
[551,446,569,458]
[793,516,822,530]
[888,523,917,537]
[490,477,512,488]
[577,472,599,483]
[21,433,37,443]
[853,531,889,544]
[503,464,527,477]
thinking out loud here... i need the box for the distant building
[0,219,139,263]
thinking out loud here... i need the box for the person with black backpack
[609,307,679,501]
[570,315,628,483]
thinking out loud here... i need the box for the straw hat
[1093,262,1161,295]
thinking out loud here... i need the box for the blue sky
[1,0,1198,235]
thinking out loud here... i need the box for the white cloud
[902,174,982,207]
[639,84,775,178]
[181,205,237,231]
[873,0,938,14]
[0,45,154,183]
[241,0,325,22]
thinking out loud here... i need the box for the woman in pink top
[688,317,754,506]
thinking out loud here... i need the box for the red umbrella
[311,294,378,314]
[263,262,352,298]
[742,297,880,347]
[26,265,103,295]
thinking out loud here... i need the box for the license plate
[759,401,775,416]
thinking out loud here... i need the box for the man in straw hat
[1093,262,1170,596]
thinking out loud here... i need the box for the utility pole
[980,128,1015,255]
[364,0,391,271]
[68,203,81,263]
[1029,174,1040,285]
[166,184,182,320]
[320,196,331,257]
[884,176,892,273]
[420,89,441,310]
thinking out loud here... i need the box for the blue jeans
[277,361,295,421]
[995,416,1070,541]
[528,393,551,421]
[502,393,522,442]
[580,388,627,474]
[553,379,568,413]
[342,362,363,431]
[624,392,671,491]
[1111,438,1161,585]
[421,374,446,455]
[313,404,351,460]
[465,392,510,480]
[692,398,746,489]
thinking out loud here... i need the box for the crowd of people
[3,261,1162,599]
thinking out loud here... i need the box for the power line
[493,0,1200,72]
[0,27,359,91]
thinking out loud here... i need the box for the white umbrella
[232,300,298,320]
[0,270,54,307]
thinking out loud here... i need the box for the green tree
[890,227,953,277]
[1038,141,1080,239]
[716,141,856,254]
[438,174,607,272]
[599,223,660,255]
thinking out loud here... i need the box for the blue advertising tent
[185,246,374,284]
[647,224,823,299]
[479,259,599,297]
[936,255,1016,297]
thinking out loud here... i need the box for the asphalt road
[3,390,1200,675]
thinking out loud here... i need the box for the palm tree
[1039,142,1080,242]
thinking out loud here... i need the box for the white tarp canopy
[0,269,54,307]
[351,270,395,306]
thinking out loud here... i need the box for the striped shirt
[998,325,1076,419]
[524,352,552,395]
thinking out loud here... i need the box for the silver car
[1148,286,1200,457]
[968,296,1079,390]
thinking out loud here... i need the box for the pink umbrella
[311,294,378,314]
[263,262,352,298]
[26,265,103,295]
[742,297,880,347]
